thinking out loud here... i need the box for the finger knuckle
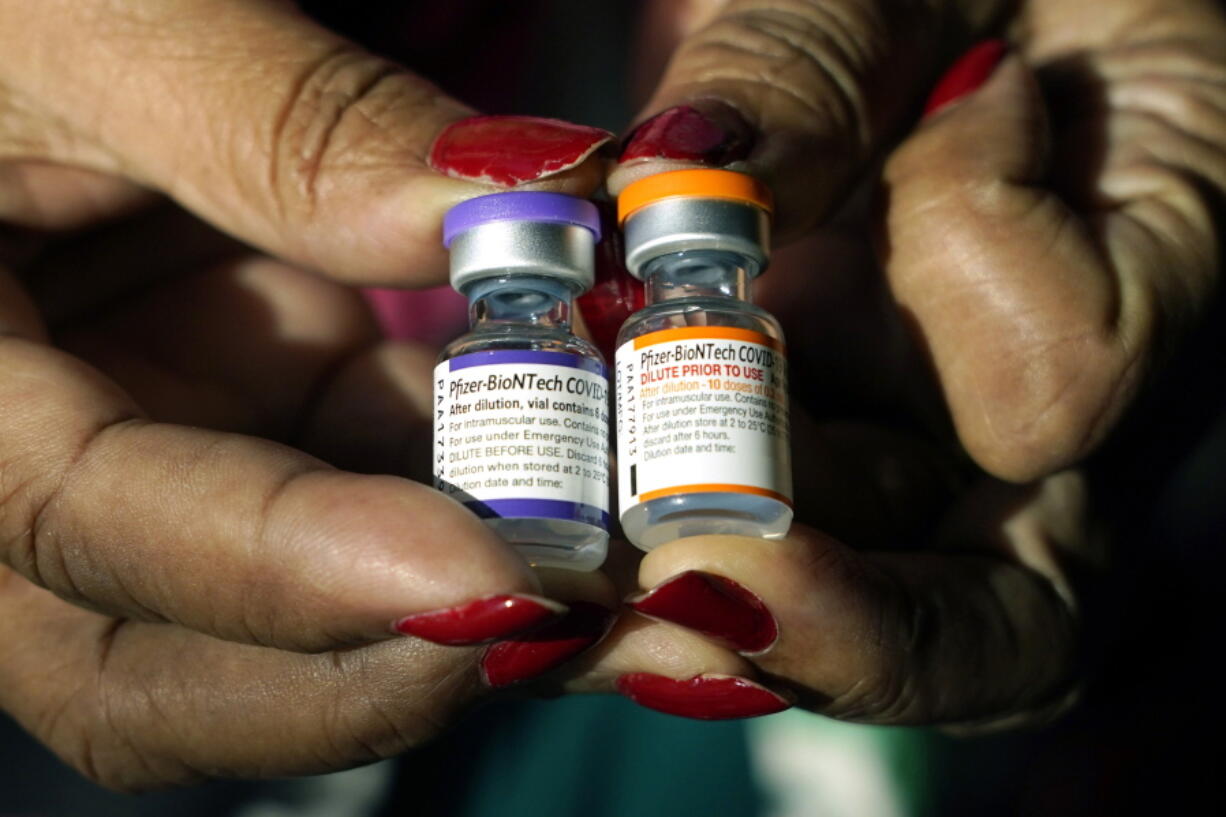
[785,542,930,722]
[1130,74,1226,150]
[0,340,142,600]
[1115,165,1219,307]
[234,461,333,651]
[323,648,465,760]
[326,693,427,764]
[824,573,927,722]
[47,622,200,791]
[265,47,434,221]
[24,418,143,604]
[1106,37,1226,132]
[682,1,910,151]
[1099,44,1226,234]
[965,326,1145,481]
[242,468,418,654]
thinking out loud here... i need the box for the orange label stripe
[638,483,793,507]
[633,326,784,352]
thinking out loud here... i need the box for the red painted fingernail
[480,601,616,688]
[616,673,791,720]
[576,201,643,359]
[619,102,754,165]
[429,115,612,186]
[628,571,778,655]
[393,594,566,646]
[923,39,1008,118]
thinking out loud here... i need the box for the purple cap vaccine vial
[434,192,610,571]
[444,192,601,294]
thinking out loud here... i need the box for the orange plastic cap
[617,169,773,224]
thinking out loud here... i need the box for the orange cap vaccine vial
[614,170,792,550]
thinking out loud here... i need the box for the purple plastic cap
[443,192,601,247]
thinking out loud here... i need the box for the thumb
[2,0,610,285]
[607,0,1008,237]
[881,48,1132,480]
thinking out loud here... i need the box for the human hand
[0,0,617,789]
[573,432,1093,727]
[576,0,1225,724]
[605,0,1225,481]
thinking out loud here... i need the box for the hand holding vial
[0,0,620,790]
[580,0,1226,726]
[0,0,1222,794]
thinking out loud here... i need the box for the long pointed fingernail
[628,571,778,655]
[480,602,616,688]
[923,40,1008,118]
[619,102,754,166]
[430,115,612,185]
[393,594,567,645]
[616,674,791,720]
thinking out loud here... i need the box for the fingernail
[616,673,791,720]
[628,571,778,655]
[576,201,643,359]
[619,102,754,165]
[923,39,1008,118]
[480,602,616,688]
[393,594,567,646]
[429,115,612,186]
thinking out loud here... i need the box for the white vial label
[434,350,610,529]
[616,327,791,515]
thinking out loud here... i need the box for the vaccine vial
[614,170,792,551]
[435,193,610,571]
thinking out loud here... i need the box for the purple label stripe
[449,349,607,376]
[465,498,609,530]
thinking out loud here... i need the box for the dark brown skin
[0,0,1222,791]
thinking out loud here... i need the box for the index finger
[608,0,1008,237]
[0,269,558,652]
[0,0,611,284]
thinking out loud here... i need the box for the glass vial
[435,193,610,571]
[614,170,792,551]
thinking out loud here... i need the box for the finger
[0,163,155,231]
[28,217,420,462]
[0,279,554,652]
[53,253,445,480]
[299,338,439,477]
[629,0,727,104]
[609,0,1008,236]
[2,0,611,285]
[881,42,1223,480]
[556,537,789,721]
[475,567,620,691]
[59,254,380,438]
[21,203,248,327]
[628,479,1085,725]
[481,531,794,721]
[565,607,790,721]
[0,567,480,790]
